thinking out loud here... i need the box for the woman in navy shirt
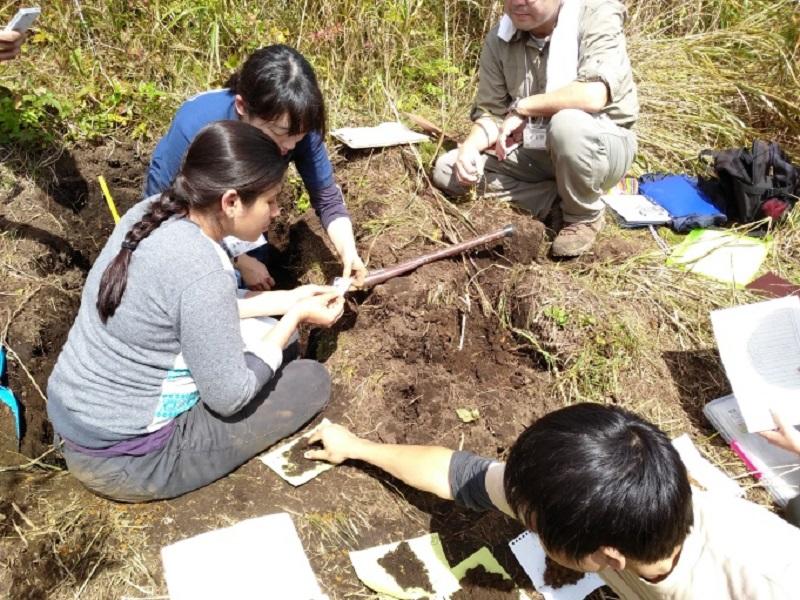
[146,45,366,290]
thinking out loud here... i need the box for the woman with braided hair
[47,120,344,502]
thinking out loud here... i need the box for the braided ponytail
[96,120,287,324]
[96,190,189,323]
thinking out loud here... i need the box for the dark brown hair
[225,44,326,136]
[96,120,288,323]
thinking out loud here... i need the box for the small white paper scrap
[509,531,603,600]
[331,121,429,149]
[260,419,334,486]
[161,513,328,600]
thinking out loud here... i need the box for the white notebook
[710,296,800,432]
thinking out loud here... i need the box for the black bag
[699,140,798,223]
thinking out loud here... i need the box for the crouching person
[47,121,344,502]
[308,403,800,598]
[433,0,638,257]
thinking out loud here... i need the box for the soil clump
[452,564,516,599]
[377,541,434,594]
[543,556,584,588]
[281,438,322,477]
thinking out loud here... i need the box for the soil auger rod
[361,224,515,289]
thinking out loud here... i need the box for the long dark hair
[97,120,288,323]
[225,44,326,136]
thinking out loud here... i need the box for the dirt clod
[377,541,434,594]
[452,564,516,599]
[543,556,583,589]
[281,437,322,477]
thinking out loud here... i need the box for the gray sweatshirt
[47,197,283,448]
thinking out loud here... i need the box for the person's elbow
[581,81,610,113]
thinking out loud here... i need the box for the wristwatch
[507,98,523,116]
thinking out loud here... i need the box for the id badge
[523,122,547,150]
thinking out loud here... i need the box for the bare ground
[0,141,772,599]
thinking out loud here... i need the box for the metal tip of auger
[503,224,515,237]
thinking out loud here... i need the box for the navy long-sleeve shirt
[145,89,349,229]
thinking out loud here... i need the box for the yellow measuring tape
[97,175,120,224]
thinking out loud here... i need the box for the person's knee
[284,359,331,411]
[548,109,595,160]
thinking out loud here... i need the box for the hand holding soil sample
[377,541,434,596]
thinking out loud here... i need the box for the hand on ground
[759,409,800,455]
[454,144,483,185]
[0,31,26,62]
[306,423,362,464]
[237,254,275,291]
[296,292,344,327]
[495,113,525,160]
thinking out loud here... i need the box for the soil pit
[452,564,516,599]
[281,438,323,478]
[377,541,434,595]
[543,556,584,589]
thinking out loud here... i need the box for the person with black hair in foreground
[48,121,344,502]
[146,44,366,291]
[307,403,800,598]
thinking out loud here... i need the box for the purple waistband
[62,420,176,458]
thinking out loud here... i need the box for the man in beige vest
[433,0,638,257]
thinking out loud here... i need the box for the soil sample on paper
[377,541,434,594]
[281,438,321,477]
[451,564,516,599]
[543,556,583,589]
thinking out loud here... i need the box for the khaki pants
[432,109,636,223]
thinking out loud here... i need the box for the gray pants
[432,109,636,223]
[60,359,331,502]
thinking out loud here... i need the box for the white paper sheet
[260,419,335,486]
[331,122,429,149]
[508,531,603,600]
[602,193,671,226]
[349,533,460,599]
[711,296,800,432]
[161,513,327,600]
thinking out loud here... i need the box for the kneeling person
[433,0,638,257]
[309,404,800,598]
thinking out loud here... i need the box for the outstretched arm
[307,423,454,500]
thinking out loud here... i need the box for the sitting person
[48,121,344,502]
[432,0,638,257]
[146,44,366,289]
[308,403,800,598]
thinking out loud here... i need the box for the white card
[509,531,603,600]
[259,419,334,486]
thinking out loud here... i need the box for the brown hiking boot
[551,215,604,258]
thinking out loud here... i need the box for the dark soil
[281,437,322,477]
[377,540,434,594]
[0,142,735,599]
[543,556,584,589]
[452,564,516,599]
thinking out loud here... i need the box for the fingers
[770,409,792,434]
[303,448,330,461]
[341,262,352,280]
